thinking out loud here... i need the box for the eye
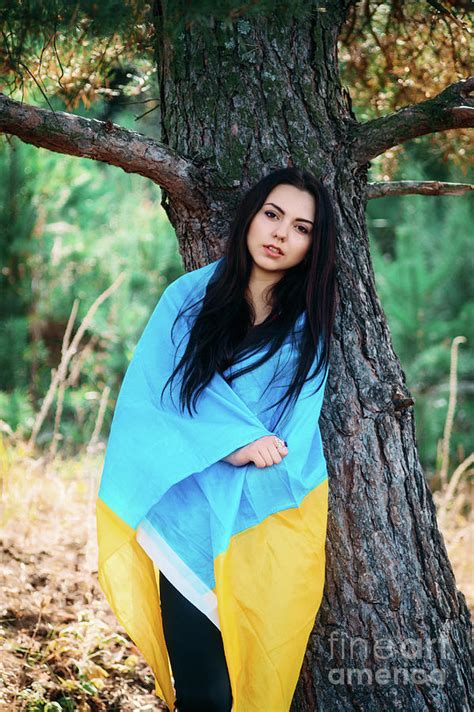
[264,210,310,235]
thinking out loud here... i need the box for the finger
[273,440,289,460]
[271,448,283,464]
[265,442,281,463]
[261,446,278,466]
[269,436,288,454]
[248,445,266,468]
[254,446,273,467]
[232,452,245,466]
[253,451,267,468]
[279,445,289,458]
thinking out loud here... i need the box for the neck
[246,267,283,326]
[248,264,283,300]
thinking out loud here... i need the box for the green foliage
[0,0,150,45]
[0,106,184,454]
[0,316,29,388]
[0,0,314,49]
[368,137,474,473]
[0,387,34,432]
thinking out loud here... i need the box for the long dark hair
[161,166,337,430]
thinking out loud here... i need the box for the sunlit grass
[0,441,164,711]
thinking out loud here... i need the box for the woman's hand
[222,435,288,468]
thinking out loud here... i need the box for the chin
[255,257,283,270]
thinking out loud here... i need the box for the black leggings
[159,570,233,712]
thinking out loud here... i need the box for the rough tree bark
[0,2,472,710]
[151,7,472,711]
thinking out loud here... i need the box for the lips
[263,244,284,255]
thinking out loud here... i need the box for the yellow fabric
[214,478,328,711]
[96,497,176,710]
[96,477,328,712]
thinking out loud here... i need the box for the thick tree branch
[350,76,474,166]
[0,94,203,209]
[367,180,474,199]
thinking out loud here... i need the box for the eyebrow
[263,202,314,225]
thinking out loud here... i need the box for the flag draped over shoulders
[96,256,330,712]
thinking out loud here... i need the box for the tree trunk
[153,3,472,710]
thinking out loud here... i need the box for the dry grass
[0,439,167,711]
[431,336,473,614]
[432,460,474,615]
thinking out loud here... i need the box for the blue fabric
[98,256,329,590]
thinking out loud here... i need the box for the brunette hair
[161,166,337,430]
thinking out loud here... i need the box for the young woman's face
[246,183,315,277]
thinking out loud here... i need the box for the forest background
[0,1,472,710]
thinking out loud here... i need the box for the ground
[0,438,471,711]
[0,444,168,711]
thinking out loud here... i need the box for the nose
[272,227,287,241]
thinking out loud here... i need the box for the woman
[96,166,337,712]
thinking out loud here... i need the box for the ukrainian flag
[96,258,329,711]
